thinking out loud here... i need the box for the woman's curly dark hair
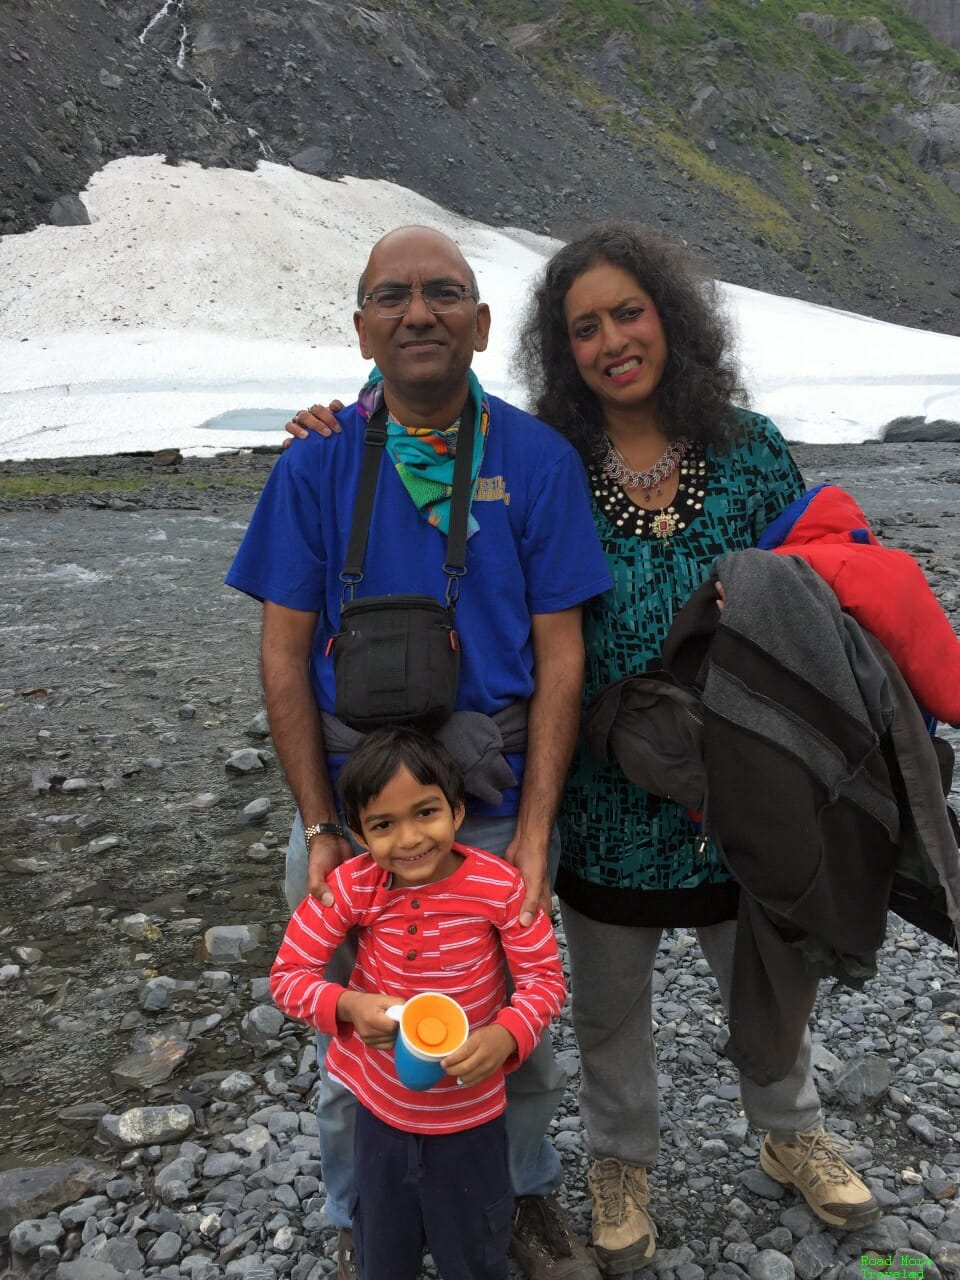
[516,224,748,461]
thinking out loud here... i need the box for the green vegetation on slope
[468,0,959,269]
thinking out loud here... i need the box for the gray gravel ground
[0,442,958,1280]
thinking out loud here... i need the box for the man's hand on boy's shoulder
[307,832,353,906]
[335,990,398,1049]
[442,1024,517,1087]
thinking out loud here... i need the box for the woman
[286,225,880,1275]
[513,226,883,1272]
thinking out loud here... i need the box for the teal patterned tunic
[556,411,805,927]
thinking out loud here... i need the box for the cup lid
[415,1015,448,1048]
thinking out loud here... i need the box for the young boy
[270,727,567,1280]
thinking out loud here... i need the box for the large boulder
[288,145,334,176]
[0,1161,107,1239]
[504,20,557,53]
[796,13,894,55]
[908,59,956,106]
[49,193,90,226]
[885,102,960,165]
[883,416,960,442]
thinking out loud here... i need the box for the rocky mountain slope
[2,0,959,333]
[894,0,960,49]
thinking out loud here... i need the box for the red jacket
[759,484,960,724]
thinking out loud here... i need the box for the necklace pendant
[651,509,678,541]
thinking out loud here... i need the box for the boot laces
[514,1194,574,1259]
[792,1128,857,1185]
[592,1159,647,1227]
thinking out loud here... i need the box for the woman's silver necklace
[599,435,689,499]
[598,435,691,541]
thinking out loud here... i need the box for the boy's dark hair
[336,726,466,832]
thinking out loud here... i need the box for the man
[227,225,612,1280]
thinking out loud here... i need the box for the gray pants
[560,904,822,1168]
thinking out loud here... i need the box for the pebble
[148,1230,185,1264]
[204,924,266,960]
[204,970,235,992]
[6,856,50,873]
[779,1206,821,1238]
[790,1232,836,1280]
[242,797,272,824]
[9,1215,66,1254]
[834,1056,893,1105]
[908,1114,947,1145]
[141,975,175,1012]
[748,1250,795,1280]
[226,749,266,775]
[245,710,270,739]
[241,1005,284,1044]
[87,834,121,853]
[58,1103,109,1128]
[112,1104,195,1147]
[118,911,161,940]
[112,1029,191,1087]
[740,1170,785,1200]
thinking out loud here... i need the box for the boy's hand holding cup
[336,990,400,1050]
[441,1023,517,1087]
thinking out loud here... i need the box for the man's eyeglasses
[361,283,477,318]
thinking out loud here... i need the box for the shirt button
[407,924,417,935]
[406,950,417,961]
[410,899,420,909]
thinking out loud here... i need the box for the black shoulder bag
[327,398,473,732]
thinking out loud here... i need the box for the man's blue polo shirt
[226,394,612,816]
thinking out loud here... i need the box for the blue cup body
[394,1035,446,1091]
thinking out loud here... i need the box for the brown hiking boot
[587,1159,657,1275]
[511,1193,602,1280]
[336,1228,358,1280]
[760,1127,881,1230]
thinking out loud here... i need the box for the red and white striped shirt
[270,842,566,1134]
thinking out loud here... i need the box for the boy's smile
[354,764,465,888]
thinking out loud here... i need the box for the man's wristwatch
[304,822,345,843]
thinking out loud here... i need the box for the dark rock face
[890,0,960,49]
[0,0,261,243]
[1,0,960,336]
[795,13,894,55]
[884,416,960,442]
[288,144,335,177]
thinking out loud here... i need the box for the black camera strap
[340,392,475,609]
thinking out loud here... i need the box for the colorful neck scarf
[357,368,489,537]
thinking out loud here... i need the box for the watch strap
[304,821,345,842]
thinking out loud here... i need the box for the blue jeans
[285,811,565,1229]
